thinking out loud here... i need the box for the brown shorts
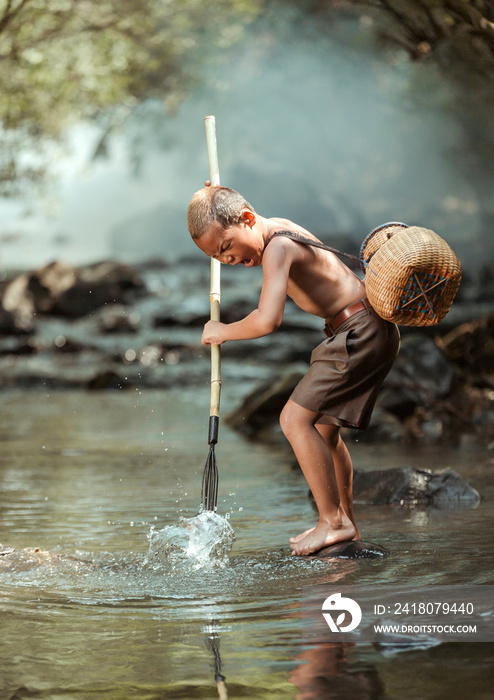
[290,306,400,430]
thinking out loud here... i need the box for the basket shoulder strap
[265,230,360,264]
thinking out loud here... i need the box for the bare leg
[280,399,356,555]
[318,424,360,540]
[289,425,361,542]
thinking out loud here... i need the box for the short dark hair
[187,186,255,239]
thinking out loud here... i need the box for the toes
[291,543,309,556]
[289,528,314,544]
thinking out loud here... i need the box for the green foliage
[0,0,263,193]
[2,0,494,197]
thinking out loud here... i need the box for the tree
[0,0,262,194]
[298,0,494,257]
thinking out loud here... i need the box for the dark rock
[154,310,209,328]
[225,371,303,436]
[352,467,480,508]
[86,370,132,390]
[220,300,262,324]
[52,261,145,318]
[435,301,494,331]
[471,409,494,442]
[97,305,140,334]
[0,306,33,336]
[1,261,146,324]
[52,335,89,353]
[311,540,389,559]
[436,314,494,376]
[27,261,77,313]
[0,336,38,356]
[136,257,169,271]
[457,264,494,304]
[362,408,409,443]
[154,300,263,329]
[377,335,454,419]
[221,331,318,365]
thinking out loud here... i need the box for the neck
[259,216,277,242]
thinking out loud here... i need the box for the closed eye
[213,240,232,260]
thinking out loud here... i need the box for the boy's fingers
[204,180,211,187]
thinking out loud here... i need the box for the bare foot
[289,528,315,544]
[290,524,361,544]
[290,515,356,556]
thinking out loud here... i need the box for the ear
[240,209,256,228]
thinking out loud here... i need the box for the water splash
[146,511,235,569]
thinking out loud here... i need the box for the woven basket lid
[359,222,409,271]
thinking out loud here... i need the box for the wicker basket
[359,222,462,326]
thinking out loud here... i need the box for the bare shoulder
[264,218,321,266]
[262,233,291,265]
[262,230,307,268]
[269,216,315,238]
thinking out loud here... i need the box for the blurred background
[1,9,494,698]
[0,0,493,446]
[1,0,493,271]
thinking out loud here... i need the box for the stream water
[0,386,493,699]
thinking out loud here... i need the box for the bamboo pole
[201,116,222,512]
[204,115,221,422]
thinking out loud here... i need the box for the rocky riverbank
[1,257,493,447]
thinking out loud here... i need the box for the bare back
[263,217,365,320]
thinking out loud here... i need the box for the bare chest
[286,252,364,319]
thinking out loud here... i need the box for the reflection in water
[0,389,493,699]
[290,643,385,700]
[204,620,229,700]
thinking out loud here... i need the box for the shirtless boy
[187,186,400,556]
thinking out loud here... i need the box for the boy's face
[194,210,263,267]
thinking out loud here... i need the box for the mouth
[241,258,255,267]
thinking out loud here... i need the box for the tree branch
[0,0,32,34]
[415,0,446,37]
[445,0,494,35]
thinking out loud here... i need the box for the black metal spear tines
[201,415,219,512]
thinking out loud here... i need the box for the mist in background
[0,13,482,271]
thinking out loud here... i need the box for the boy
[187,186,400,556]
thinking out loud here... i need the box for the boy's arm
[201,241,290,345]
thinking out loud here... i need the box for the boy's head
[187,186,256,240]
